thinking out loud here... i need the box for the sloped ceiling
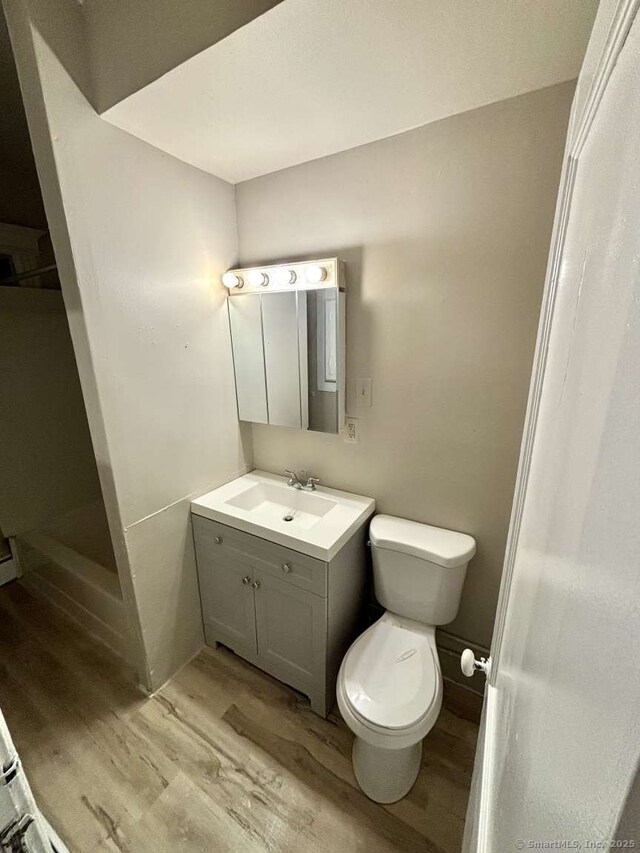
[82,0,285,112]
[103,0,598,183]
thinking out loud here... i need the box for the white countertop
[190,470,375,561]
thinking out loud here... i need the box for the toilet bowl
[337,515,475,803]
[337,611,443,803]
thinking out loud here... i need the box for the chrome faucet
[285,469,303,489]
[285,470,320,491]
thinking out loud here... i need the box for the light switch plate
[356,378,372,408]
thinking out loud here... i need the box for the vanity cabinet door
[196,552,257,658]
[254,573,326,694]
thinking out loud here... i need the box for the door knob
[281,562,292,573]
[252,580,261,590]
[242,575,251,585]
[461,649,491,678]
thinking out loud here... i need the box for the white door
[463,0,640,848]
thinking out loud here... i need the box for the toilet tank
[369,515,476,625]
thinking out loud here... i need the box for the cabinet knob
[282,562,292,573]
[252,580,261,590]
[242,575,251,585]
[214,536,223,545]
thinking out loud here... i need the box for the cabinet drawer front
[192,515,327,596]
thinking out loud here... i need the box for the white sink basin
[225,482,338,531]
[191,471,375,560]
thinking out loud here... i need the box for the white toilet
[337,514,476,803]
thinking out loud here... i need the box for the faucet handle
[306,476,320,490]
[285,469,298,486]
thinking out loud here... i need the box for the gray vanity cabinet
[254,572,326,695]
[191,513,369,717]
[196,551,257,659]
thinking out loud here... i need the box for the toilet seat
[340,614,440,733]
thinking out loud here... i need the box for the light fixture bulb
[274,267,297,286]
[222,271,243,289]
[248,270,269,287]
[305,264,327,284]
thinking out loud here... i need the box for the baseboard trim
[442,675,484,724]
[437,628,490,657]
[20,570,126,658]
[437,628,489,695]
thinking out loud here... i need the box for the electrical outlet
[344,419,359,444]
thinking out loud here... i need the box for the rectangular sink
[225,482,338,531]
[191,470,375,560]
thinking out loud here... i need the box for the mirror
[262,291,306,429]
[226,258,345,434]
[306,289,340,434]
[227,294,268,424]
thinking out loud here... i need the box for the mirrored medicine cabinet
[225,258,345,434]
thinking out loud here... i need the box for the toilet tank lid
[369,515,476,568]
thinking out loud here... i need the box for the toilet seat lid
[343,619,438,730]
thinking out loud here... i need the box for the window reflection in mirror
[306,289,339,434]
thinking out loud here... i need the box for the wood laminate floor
[0,583,478,852]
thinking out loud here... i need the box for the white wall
[4,0,250,688]
[0,287,103,536]
[236,82,574,649]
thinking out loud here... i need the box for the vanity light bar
[222,271,244,289]
[221,258,344,294]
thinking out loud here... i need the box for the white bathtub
[15,501,127,657]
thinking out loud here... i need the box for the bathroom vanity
[191,471,375,717]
